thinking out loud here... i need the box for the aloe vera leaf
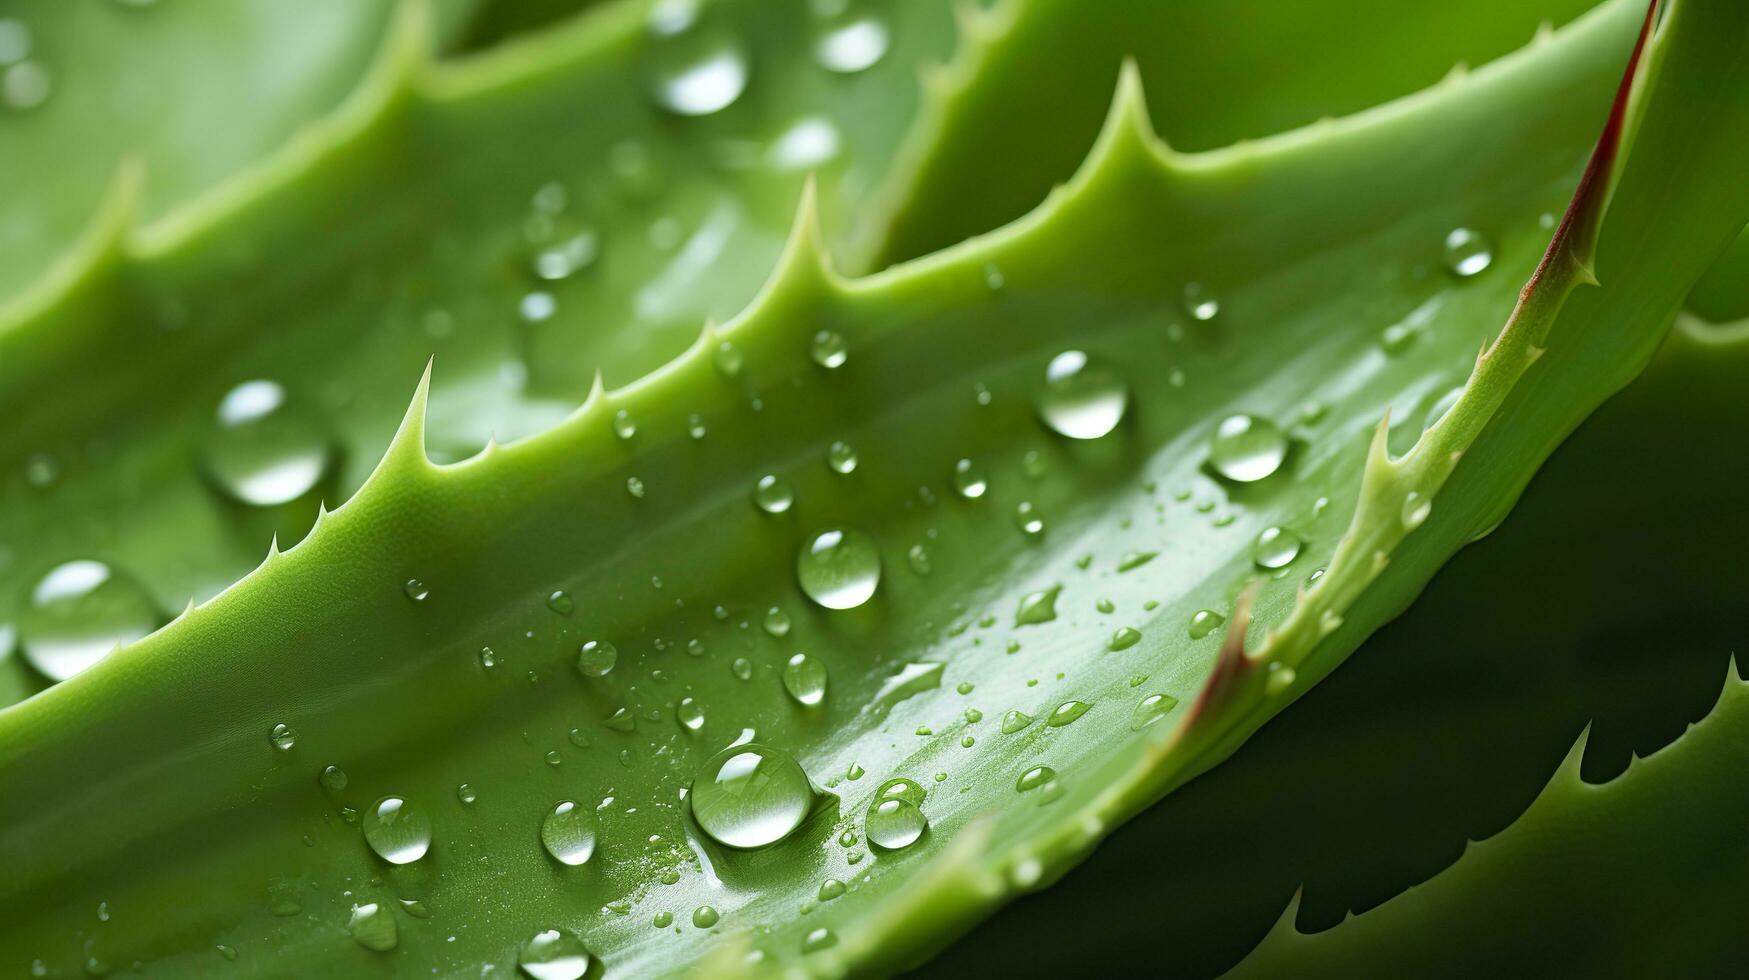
[0,0,957,704]
[1687,225,1749,321]
[850,0,1603,270]
[0,0,403,300]
[921,312,1749,976]
[1228,654,1749,979]
[0,0,1641,712]
[3,1,1745,976]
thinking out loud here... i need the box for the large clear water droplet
[646,0,749,116]
[363,796,431,865]
[1047,700,1090,727]
[1251,526,1303,569]
[1035,350,1129,439]
[1016,766,1056,792]
[19,559,159,681]
[518,928,592,980]
[692,905,720,928]
[783,653,828,706]
[796,527,881,610]
[690,743,813,849]
[1000,709,1034,734]
[865,797,927,850]
[203,380,335,506]
[347,903,397,952]
[1208,413,1288,483]
[1129,693,1180,731]
[810,329,848,369]
[1443,227,1493,277]
[540,801,598,866]
[268,723,297,751]
[811,0,891,73]
[1014,585,1060,626]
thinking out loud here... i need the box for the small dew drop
[803,927,839,953]
[1047,700,1090,727]
[1108,627,1142,651]
[692,905,720,929]
[1188,609,1225,639]
[1252,526,1303,569]
[796,527,882,610]
[577,640,618,677]
[753,474,795,514]
[1208,414,1288,483]
[611,409,637,440]
[458,783,478,805]
[678,697,705,731]
[1402,491,1432,530]
[403,579,429,602]
[1035,350,1130,439]
[363,796,432,865]
[625,476,646,498]
[347,903,397,952]
[1182,282,1220,321]
[810,329,849,369]
[320,765,349,792]
[906,543,933,576]
[540,801,599,866]
[782,653,829,707]
[1015,585,1060,626]
[518,928,592,980]
[1016,766,1056,793]
[866,798,927,850]
[546,590,575,615]
[951,458,988,499]
[1001,709,1033,734]
[1129,693,1180,731]
[826,439,858,474]
[762,606,792,637]
[1014,501,1046,538]
[268,723,297,752]
[1443,227,1494,277]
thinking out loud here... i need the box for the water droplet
[1130,693,1180,731]
[817,877,847,902]
[319,765,348,792]
[812,0,890,73]
[877,777,925,806]
[803,926,839,952]
[1188,609,1225,639]
[1402,491,1432,530]
[1016,766,1056,792]
[518,928,592,980]
[692,905,720,929]
[753,474,795,514]
[479,646,497,669]
[951,458,987,499]
[1014,501,1046,537]
[1252,526,1303,569]
[1015,585,1060,626]
[1000,709,1033,734]
[458,783,477,805]
[782,653,828,707]
[611,409,637,440]
[810,329,848,369]
[1443,227,1493,277]
[604,707,637,733]
[761,606,792,637]
[690,743,814,848]
[646,0,749,116]
[19,559,159,681]
[0,19,30,66]
[866,797,927,850]
[731,657,754,681]
[540,801,598,866]
[1047,700,1090,727]
[1108,627,1142,651]
[890,543,927,580]
[826,439,858,474]
[1035,350,1129,439]
[519,290,557,323]
[796,527,881,610]
[404,579,429,601]
[533,231,599,281]
[712,339,745,378]
[202,380,335,507]
[2,60,50,111]
[546,591,574,615]
[677,697,706,732]
[347,903,397,952]
[652,910,674,928]
[1117,551,1157,572]
[578,640,617,677]
[363,796,431,865]
[625,476,646,498]
[1183,282,1220,321]
[769,115,841,171]
[1208,414,1288,483]
[268,723,297,751]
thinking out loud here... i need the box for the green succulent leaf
[1230,657,1749,979]
[919,310,1749,977]
[0,0,402,300]
[5,1,1748,976]
[0,0,957,704]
